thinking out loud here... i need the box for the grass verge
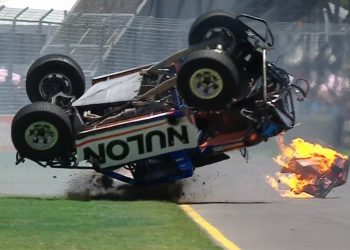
[0,198,221,250]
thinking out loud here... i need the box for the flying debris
[267,137,349,198]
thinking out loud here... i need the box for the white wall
[0,0,77,11]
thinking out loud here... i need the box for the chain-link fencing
[0,7,193,114]
[0,6,349,115]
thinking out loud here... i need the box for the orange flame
[267,136,348,198]
[266,175,313,198]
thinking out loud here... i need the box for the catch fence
[0,6,349,115]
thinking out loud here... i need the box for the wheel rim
[189,68,224,100]
[24,121,59,151]
[203,27,235,48]
[38,73,72,100]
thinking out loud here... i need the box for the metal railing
[0,6,349,115]
[0,7,191,114]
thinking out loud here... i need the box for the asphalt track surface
[183,144,350,250]
[1,139,350,250]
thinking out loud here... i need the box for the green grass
[0,198,221,250]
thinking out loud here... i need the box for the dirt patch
[64,169,225,203]
[66,171,185,202]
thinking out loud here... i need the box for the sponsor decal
[0,115,15,152]
[76,115,198,169]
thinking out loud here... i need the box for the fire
[266,175,313,198]
[267,136,348,198]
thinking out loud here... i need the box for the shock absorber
[171,87,183,110]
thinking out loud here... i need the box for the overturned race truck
[12,11,309,185]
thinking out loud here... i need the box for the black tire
[11,102,73,161]
[26,54,85,102]
[188,11,247,47]
[177,50,241,110]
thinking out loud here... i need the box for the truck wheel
[177,50,240,110]
[11,102,73,161]
[188,11,247,48]
[26,54,85,103]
